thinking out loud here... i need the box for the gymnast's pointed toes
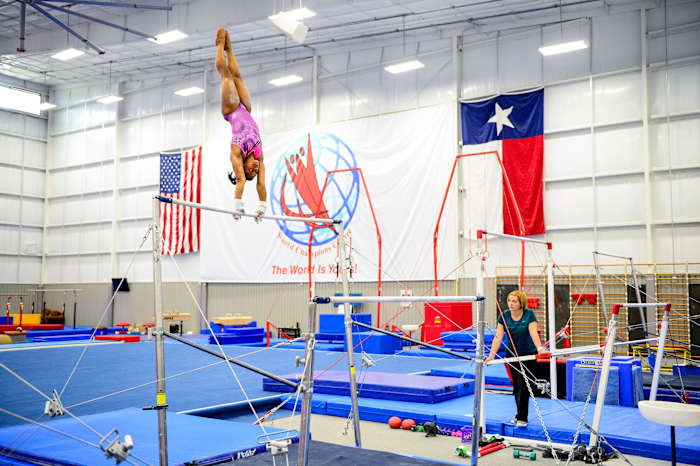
[216,27,227,46]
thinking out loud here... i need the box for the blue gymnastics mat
[31,335,92,342]
[0,407,297,465]
[0,341,464,427]
[283,392,700,464]
[26,327,94,338]
[429,362,512,388]
[264,370,475,403]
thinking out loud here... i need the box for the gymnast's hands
[232,198,244,221]
[255,201,267,224]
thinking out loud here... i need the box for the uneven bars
[592,250,632,261]
[320,295,485,304]
[477,229,551,247]
[485,337,660,366]
[155,196,338,224]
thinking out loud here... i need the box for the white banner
[201,103,458,283]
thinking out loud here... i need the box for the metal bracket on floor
[99,428,134,464]
[43,389,65,417]
[257,430,298,466]
[361,352,375,368]
[267,438,291,465]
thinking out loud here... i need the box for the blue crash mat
[26,327,94,338]
[0,407,297,465]
[31,335,93,342]
[288,393,700,465]
[430,362,512,388]
[263,370,474,403]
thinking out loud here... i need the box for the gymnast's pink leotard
[223,103,262,159]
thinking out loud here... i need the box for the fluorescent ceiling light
[282,7,316,20]
[268,11,309,43]
[539,40,588,56]
[148,30,188,45]
[51,48,85,61]
[269,75,303,87]
[384,60,424,74]
[97,95,123,104]
[39,102,56,110]
[174,86,204,97]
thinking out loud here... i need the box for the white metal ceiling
[0,0,654,87]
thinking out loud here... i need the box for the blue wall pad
[0,407,297,465]
[571,366,620,405]
[632,366,644,405]
[264,370,474,403]
[318,313,371,334]
[430,362,512,388]
[346,332,403,354]
[567,357,641,407]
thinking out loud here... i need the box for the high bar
[155,196,338,225]
[476,230,550,247]
[318,295,485,304]
[486,337,660,366]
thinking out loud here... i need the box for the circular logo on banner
[270,132,360,247]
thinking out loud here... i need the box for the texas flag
[460,89,544,238]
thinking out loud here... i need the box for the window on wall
[0,84,41,115]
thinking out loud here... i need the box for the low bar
[486,337,660,366]
[155,195,337,225]
[326,295,484,304]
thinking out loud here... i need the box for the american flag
[159,146,201,255]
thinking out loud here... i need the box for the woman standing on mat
[215,27,267,221]
[485,290,547,427]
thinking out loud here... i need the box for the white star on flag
[487,102,514,135]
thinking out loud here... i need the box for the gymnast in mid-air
[215,27,267,221]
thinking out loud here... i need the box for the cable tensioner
[43,389,65,417]
[99,428,134,464]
